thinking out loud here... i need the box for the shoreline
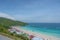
[14,26,60,40]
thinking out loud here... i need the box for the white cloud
[0,13,15,20]
[13,13,60,23]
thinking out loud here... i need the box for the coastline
[14,26,60,40]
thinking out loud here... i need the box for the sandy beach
[14,27,60,40]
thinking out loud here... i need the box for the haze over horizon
[0,0,60,23]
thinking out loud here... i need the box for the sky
[0,0,60,23]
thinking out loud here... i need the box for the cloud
[13,13,60,23]
[0,12,15,20]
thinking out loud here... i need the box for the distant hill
[0,17,27,27]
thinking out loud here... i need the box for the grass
[0,26,30,40]
[0,29,23,40]
[0,17,29,40]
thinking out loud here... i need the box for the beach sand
[14,27,60,40]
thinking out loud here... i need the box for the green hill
[0,17,29,40]
[0,17,27,27]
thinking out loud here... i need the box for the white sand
[13,27,60,40]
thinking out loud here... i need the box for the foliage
[0,17,30,40]
[0,17,27,27]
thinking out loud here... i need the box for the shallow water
[20,23,60,38]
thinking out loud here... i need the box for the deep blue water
[21,23,60,38]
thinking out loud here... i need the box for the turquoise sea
[20,23,60,38]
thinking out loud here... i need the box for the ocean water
[20,23,60,38]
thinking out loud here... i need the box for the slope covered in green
[0,17,27,27]
[0,17,29,40]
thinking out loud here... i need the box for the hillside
[0,17,27,27]
[0,17,29,40]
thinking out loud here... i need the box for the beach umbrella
[32,37,43,40]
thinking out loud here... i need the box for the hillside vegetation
[0,17,29,40]
[0,17,27,26]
